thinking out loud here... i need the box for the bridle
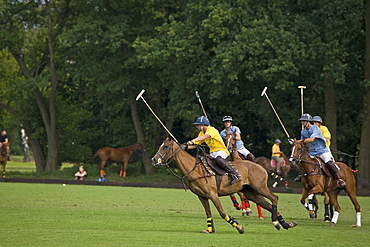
[290,143,323,176]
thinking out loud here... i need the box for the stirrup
[294,175,302,182]
[230,174,240,185]
[337,179,346,188]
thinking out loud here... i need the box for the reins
[292,143,323,176]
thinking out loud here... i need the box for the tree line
[0,0,369,189]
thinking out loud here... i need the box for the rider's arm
[235,133,241,141]
[298,137,315,143]
[187,134,211,148]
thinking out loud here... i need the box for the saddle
[198,154,227,176]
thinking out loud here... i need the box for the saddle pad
[270,158,286,168]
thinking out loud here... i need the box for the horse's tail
[87,151,99,163]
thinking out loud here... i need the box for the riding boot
[246,153,255,162]
[215,157,240,185]
[326,161,346,188]
[294,175,302,182]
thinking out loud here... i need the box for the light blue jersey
[301,124,329,156]
[220,126,245,150]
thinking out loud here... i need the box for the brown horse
[289,142,361,227]
[152,136,297,234]
[223,131,290,188]
[255,153,292,188]
[0,142,10,178]
[91,143,145,177]
[222,131,264,218]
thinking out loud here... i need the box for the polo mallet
[195,91,208,118]
[261,87,292,140]
[298,86,306,130]
[136,89,179,143]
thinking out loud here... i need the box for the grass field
[0,182,368,247]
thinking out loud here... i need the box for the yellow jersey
[320,125,331,147]
[194,126,230,155]
[272,143,281,157]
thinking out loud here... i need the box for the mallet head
[261,87,268,97]
[298,86,306,89]
[136,89,145,101]
[195,91,200,99]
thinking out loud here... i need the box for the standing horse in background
[255,152,292,188]
[289,142,361,227]
[91,143,145,177]
[0,142,10,178]
[152,136,297,234]
[223,131,264,219]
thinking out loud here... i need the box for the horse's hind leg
[229,194,241,210]
[242,187,297,230]
[1,163,5,178]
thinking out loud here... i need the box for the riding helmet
[274,139,281,143]
[222,116,233,122]
[312,116,323,123]
[298,113,312,121]
[193,116,210,126]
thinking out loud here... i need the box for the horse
[90,143,145,177]
[223,130,289,188]
[222,130,264,219]
[0,142,10,178]
[289,142,361,227]
[255,153,292,188]
[152,136,297,234]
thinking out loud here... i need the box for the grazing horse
[152,136,297,234]
[289,142,361,227]
[0,142,10,178]
[91,143,145,177]
[223,131,264,219]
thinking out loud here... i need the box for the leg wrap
[244,197,250,208]
[271,205,278,222]
[257,205,263,218]
[207,218,215,233]
[277,215,290,229]
[308,194,314,211]
[231,197,240,208]
[224,215,239,228]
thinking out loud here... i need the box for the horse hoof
[237,225,244,234]
[289,221,298,228]
[324,217,331,222]
[351,225,361,228]
[259,217,264,220]
[246,211,252,216]
[273,221,281,230]
[201,230,212,234]
[242,210,247,216]
[330,223,336,227]
[309,212,316,220]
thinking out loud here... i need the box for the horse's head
[136,142,146,154]
[289,142,308,166]
[151,137,180,166]
[0,142,10,156]
[223,130,237,153]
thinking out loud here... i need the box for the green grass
[0,182,368,247]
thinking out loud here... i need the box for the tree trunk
[129,88,156,175]
[44,3,58,171]
[358,0,370,190]
[323,74,337,161]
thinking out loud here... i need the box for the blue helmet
[193,116,210,126]
[274,139,281,143]
[298,113,312,121]
[222,116,233,122]
[312,116,323,123]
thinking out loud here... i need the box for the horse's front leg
[201,194,244,234]
[197,195,215,233]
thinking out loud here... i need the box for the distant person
[0,129,11,161]
[74,166,87,180]
[220,116,255,161]
[271,139,283,173]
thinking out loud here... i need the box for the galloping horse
[223,131,264,218]
[0,142,10,178]
[289,142,361,227]
[152,136,297,234]
[255,153,292,188]
[91,143,145,177]
[223,131,289,188]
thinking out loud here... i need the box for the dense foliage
[0,0,369,188]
